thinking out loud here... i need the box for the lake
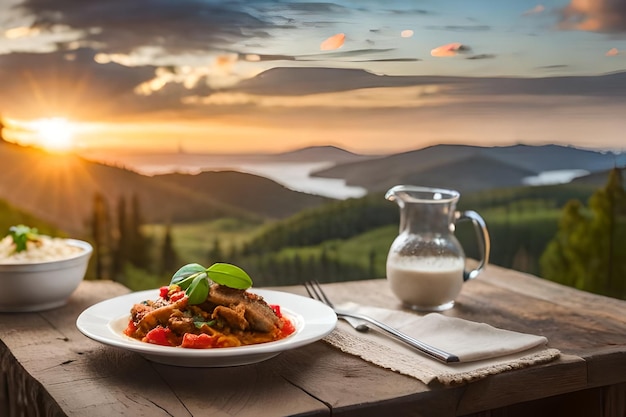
[91,152,589,200]
[103,154,368,199]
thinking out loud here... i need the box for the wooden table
[1,264,625,417]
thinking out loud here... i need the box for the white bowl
[0,239,93,312]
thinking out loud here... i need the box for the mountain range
[312,144,625,194]
[0,140,623,236]
[0,141,330,235]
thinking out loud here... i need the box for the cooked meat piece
[135,298,188,337]
[130,303,154,323]
[245,301,281,333]
[207,284,279,333]
[168,311,196,335]
[212,304,249,330]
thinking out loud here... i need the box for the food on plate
[0,225,84,264]
[123,263,296,348]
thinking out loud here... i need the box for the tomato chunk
[181,333,215,349]
[169,291,186,302]
[280,317,296,337]
[270,304,282,318]
[144,326,173,346]
[123,320,137,336]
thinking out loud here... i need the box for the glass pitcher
[385,185,490,311]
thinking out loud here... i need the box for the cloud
[231,67,468,97]
[430,43,471,57]
[606,47,620,56]
[243,53,296,62]
[425,25,490,32]
[466,54,496,60]
[0,47,157,118]
[16,0,278,55]
[351,58,421,63]
[183,85,446,109]
[522,5,545,16]
[320,33,345,51]
[4,26,40,39]
[558,0,626,33]
[536,65,569,69]
[298,48,395,60]
[5,1,464,104]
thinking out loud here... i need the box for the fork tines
[303,280,334,308]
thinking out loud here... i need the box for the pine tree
[540,168,626,299]
[113,196,128,278]
[160,223,178,276]
[587,168,626,297]
[207,237,224,264]
[128,193,149,268]
[368,248,377,278]
[90,192,113,280]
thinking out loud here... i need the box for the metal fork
[303,280,460,363]
[305,280,370,333]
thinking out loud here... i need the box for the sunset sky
[0,0,625,155]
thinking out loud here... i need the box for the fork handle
[337,311,460,363]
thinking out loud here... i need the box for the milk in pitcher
[386,255,465,311]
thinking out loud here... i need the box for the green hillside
[155,170,331,219]
[143,182,599,289]
[0,143,330,236]
[0,198,67,239]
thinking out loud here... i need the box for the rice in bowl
[0,233,93,312]
[0,235,85,264]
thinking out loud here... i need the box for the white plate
[76,288,337,367]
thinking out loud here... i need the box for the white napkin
[324,302,561,385]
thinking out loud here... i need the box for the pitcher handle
[455,210,491,282]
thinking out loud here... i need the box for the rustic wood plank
[476,263,626,321]
[1,269,625,417]
[456,354,587,415]
[0,280,331,417]
[274,342,462,417]
[0,281,194,417]
[462,388,605,417]
[283,275,626,358]
[586,348,626,387]
[150,358,329,417]
[602,382,626,417]
[277,275,626,415]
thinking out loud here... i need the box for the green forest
[2,168,624,301]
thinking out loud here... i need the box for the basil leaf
[193,320,216,329]
[8,225,39,253]
[207,263,253,289]
[170,263,206,288]
[186,273,210,305]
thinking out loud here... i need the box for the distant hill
[0,197,66,238]
[400,154,537,193]
[571,167,626,187]
[312,144,623,194]
[0,142,332,235]
[273,145,380,163]
[78,144,377,172]
[3,140,621,236]
[154,171,331,219]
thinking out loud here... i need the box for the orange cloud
[606,47,620,56]
[430,43,470,57]
[523,5,545,16]
[320,33,345,51]
[559,0,626,33]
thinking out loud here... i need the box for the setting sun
[33,117,75,152]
